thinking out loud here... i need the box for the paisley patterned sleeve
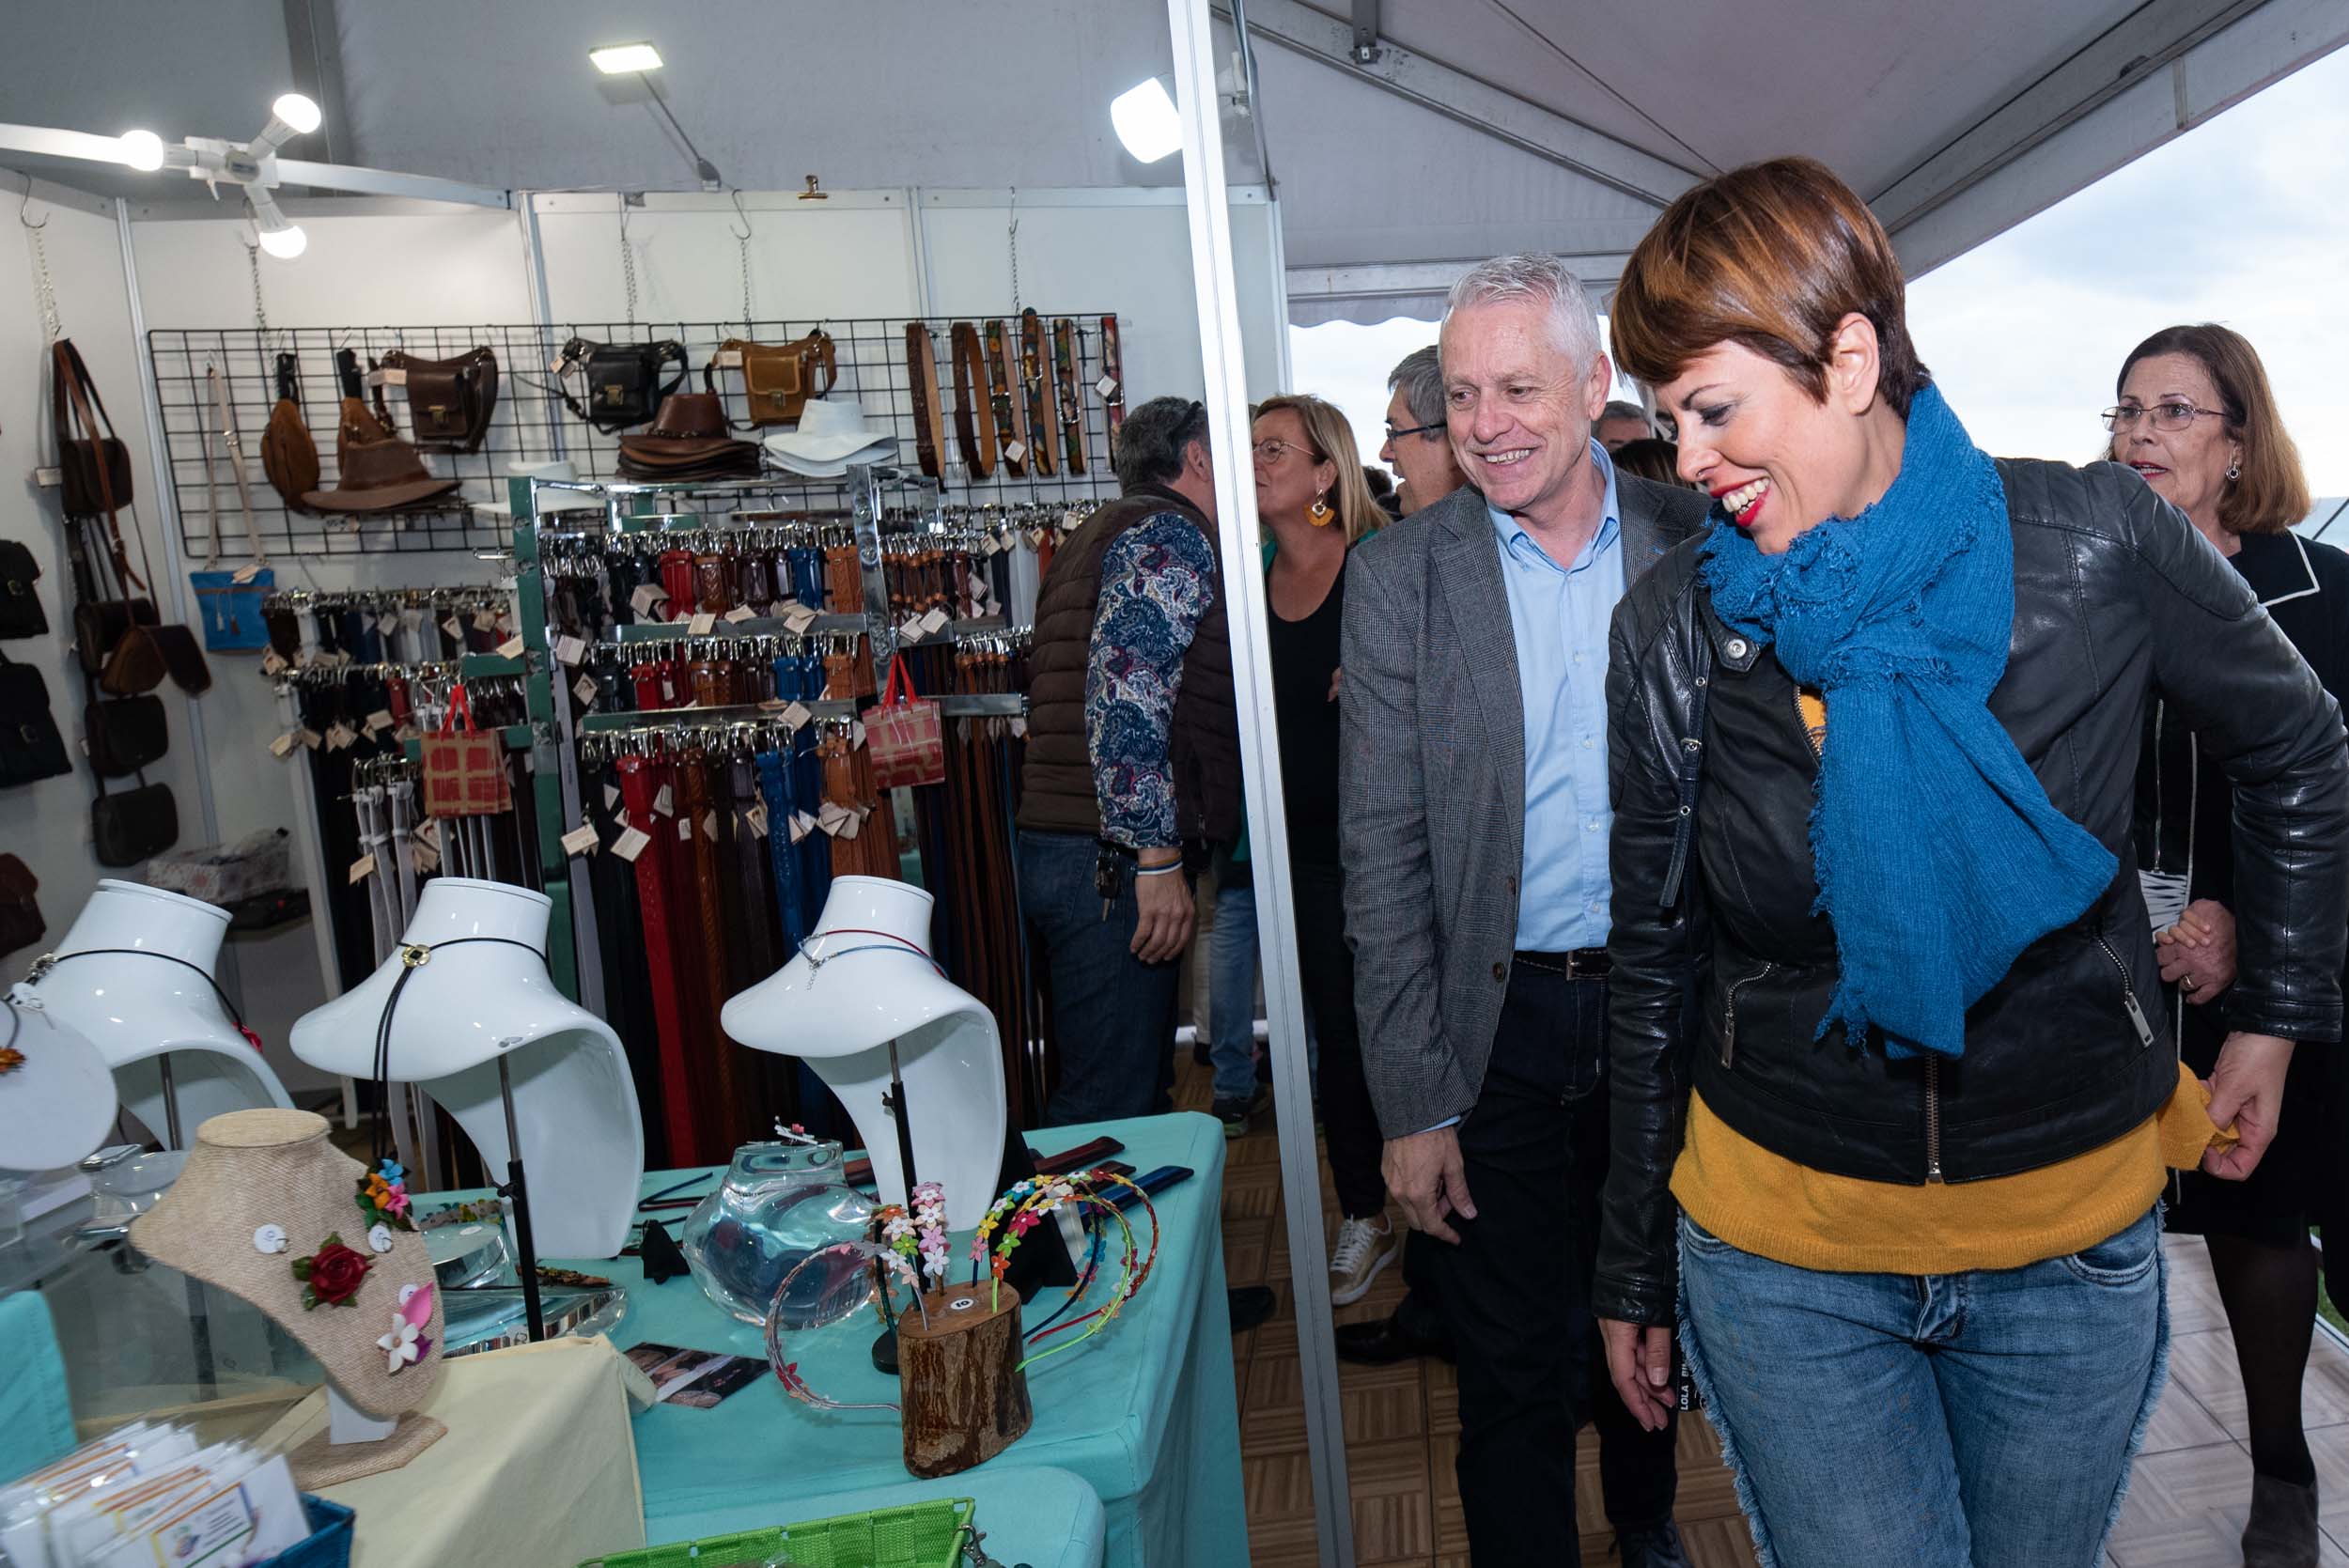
[1086,513,1220,848]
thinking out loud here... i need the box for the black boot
[1615,1519,1691,1568]
[2241,1474,2318,1567]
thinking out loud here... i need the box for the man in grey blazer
[1339,255,1706,1568]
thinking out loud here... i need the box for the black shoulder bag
[549,336,688,434]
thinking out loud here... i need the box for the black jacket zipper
[1721,962,1775,1068]
[2097,932,2157,1049]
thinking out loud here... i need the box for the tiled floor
[1190,1048,2349,1566]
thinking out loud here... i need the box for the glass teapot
[680,1140,879,1328]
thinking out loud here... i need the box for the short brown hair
[2107,324,2311,536]
[1253,394,1381,544]
[1610,157,1929,418]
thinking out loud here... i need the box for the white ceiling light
[116,130,164,171]
[589,41,664,74]
[249,191,307,258]
[1111,77,1183,163]
[255,92,322,150]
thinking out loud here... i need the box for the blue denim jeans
[1018,831,1177,1125]
[1207,878,1261,1101]
[1678,1205,2170,1568]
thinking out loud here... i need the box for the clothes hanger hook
[16,172,48,231]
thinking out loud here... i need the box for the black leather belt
[1512,947,1610,978]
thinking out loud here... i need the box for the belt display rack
[144,315,1123,560]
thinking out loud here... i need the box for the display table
[257,1336,646,1568]
[576,1110,1243,1567]
[648,1466,1106,1568]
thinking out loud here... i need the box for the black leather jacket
[1594,458,2349,1327]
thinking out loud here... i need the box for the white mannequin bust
[721,877,1007,1231]
[288,878,644,1259]
[0,1000,118,1172]
[23,880,290,1147]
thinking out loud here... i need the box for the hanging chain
[1006,187,1021,315]
[246,236,271,335]
[619,200,639,326]
[26,223,60,343]
[730,189,754,329]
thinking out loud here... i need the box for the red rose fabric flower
[292,1233,373,1310]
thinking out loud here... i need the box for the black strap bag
[0,540,46,639]
[550,337,688,434]
[85,692,168,776]
[0,652,70,786]
[91,770,178,866]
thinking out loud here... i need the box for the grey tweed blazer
[1338,477,1707,1138]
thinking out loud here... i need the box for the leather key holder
[1020,309,1058,477]
[986,320,1026,477]
[1053,318,1087,475]
[1099,314,1127,465]
[704,332,836,428]
[905,324,945,479]
[950,322,996,480]
[551,337,689,434]
[380,348,499,452]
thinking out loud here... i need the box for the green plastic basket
[580,1497,975,1568]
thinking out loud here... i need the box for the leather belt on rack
[1052,318,1087,475]
[617,754,697,1162]
[1511,948,1611,979]
[678,751,743,1154]
[1098,314,1126,465]
[906,323,945,479]
[1019,308,1058,477]
[985,319,1027,477]
[951,322,996,480]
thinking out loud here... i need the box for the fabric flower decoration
[377,1281,436,1373]
[292,1233,371,1310]
[355,1171,416,1233]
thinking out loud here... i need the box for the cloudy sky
[1294,42,2349,511]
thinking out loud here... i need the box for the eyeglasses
[1252,439,1321,464]
[2102,401,2231,433]
[1383,421,1443,442]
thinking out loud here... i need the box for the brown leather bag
[261,352,321,513]
[380,348,499,452]
[704,332,836,427]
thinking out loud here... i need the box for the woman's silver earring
[2227,463,2241,481]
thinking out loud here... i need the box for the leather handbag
[90,776,179,866]
[148,624,211,695]
[0,540,46,639]
[381,348,499,452]
[52,340,145,591]
[704,332,836,427]
[552,337,689,434]
[0,853,42,959]
[85,692,168,776]
[0,653,71,786]
[261,352,321,513]
[72,598,163,694]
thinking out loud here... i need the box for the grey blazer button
[1492,962,1506,982]
[1725,636,1750,660]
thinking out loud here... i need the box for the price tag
[1003,440,1027,464]
[348,854,376,884]
[297,726,323,750]
[365,708,395,734]
[630,584,669,617]
[745,801,769,838]
[611,826,651,862]
[920,607,951,634]
[688,612,717,636]
[553,634,586,666]
[701,810,718,842]
[786,812,811,845]
[411,842,441,876]
[979,534,1001,557]
[723,606,755,624]
[1096,374,1120,399]
[269,731,297,757]
[324,722,358,752]
[574,675,599,706]
[442,615,463,640]
[603,783,620,811]
[898,614,926,644]
[259,646,289,676]
[781,700,814,730]
[1009,716,1028,739]
[817,801,850,836]
[560,824,600,857]
[713,349,743,368]
[677,817,692,841]
[495,635,526,659]
[474,609,502,631]
[231,562,263,584]
[653,784,674,817]
[835,807,863,841]
[850,719,867,749]
[366,365,408,387]
[781,604,819,634]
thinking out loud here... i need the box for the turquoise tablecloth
[648,1465,1106,1568]
[554,1111,1245,1567]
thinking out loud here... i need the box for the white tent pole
[1167,1,1355,1564]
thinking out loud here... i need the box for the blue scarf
[1698,383,2115,1058]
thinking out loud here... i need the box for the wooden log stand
[896,1284,1034,1478]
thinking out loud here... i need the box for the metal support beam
[1212,0,1699,208]
[279,0,348,167]
[1873,0,2266,235]
[1350,0,1380,64]
[1172,1,1353,1563]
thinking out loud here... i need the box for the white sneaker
[1329,1215,1396,1306]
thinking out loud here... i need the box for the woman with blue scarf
[1590,157,2349,1567]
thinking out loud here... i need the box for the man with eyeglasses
[1379,346,1470,516]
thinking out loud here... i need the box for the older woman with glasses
[1594,158,2349,1566]
[2113,322,2347,1565]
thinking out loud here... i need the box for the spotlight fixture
[589,41,664,74]
[109,90,328,260]
[254,93,322,151]
[116,130,165,172]
[1111,77,1182,163]
[249,192,307,258]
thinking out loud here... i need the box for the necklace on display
[800,928,946,983]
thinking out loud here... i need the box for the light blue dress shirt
[1490,440,1624,953]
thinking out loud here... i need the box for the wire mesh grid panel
[145,314,1127,559]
